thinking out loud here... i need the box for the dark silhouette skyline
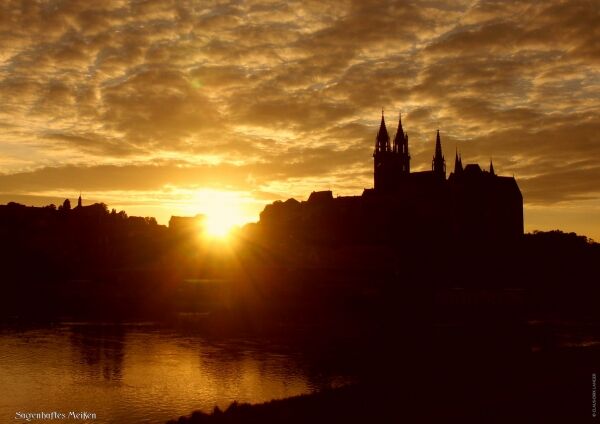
[0,113,598,424]
[257,112,523,250]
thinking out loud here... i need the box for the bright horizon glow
[189,189,256,240]
[204,213,237,239]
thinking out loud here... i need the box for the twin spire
[373,109,495,186]
[373,111,411,191]
[375,111,408,154]
[377,111,445,178]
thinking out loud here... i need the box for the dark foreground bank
[168,342,597,424]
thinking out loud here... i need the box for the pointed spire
[77,192,82,208]
[393,112,405,153]
[432,129,446,179]
[375,110,390,153]
[397,112,404,135]
[377,113,388,138]
[454,146,463,174]
[490,158,495,176]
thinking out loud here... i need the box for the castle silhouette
[366,112,523,242]
[260,112,523,245]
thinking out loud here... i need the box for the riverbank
[168,344,597,423]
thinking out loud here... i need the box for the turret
[454,148,463,175]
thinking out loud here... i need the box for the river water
[0,323,353,424]
[4,319,598,423]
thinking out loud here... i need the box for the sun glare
[204,213,236,238]
[183,189,257,241]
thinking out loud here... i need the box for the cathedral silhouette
[260,112,523,245]
[363,112,523,242]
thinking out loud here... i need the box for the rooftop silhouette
[258,111,523,248]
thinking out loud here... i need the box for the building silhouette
[367,112,523,242]
[168,215,206,238]
[260,112,523,245]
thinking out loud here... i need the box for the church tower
[432,130,446,180]
[393,113,410,175]
[374,112,392,191]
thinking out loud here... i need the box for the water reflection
[69,325,125,382]
[0,324,352,424]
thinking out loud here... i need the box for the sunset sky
[0,0,599,239]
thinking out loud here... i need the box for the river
[0,323,353,423]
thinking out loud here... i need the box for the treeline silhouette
[0,201,170,319]
[0,200,599,326]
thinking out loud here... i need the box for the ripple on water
[0,324,353,424]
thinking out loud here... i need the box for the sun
[204,213,236,239]
[189,189,255,240]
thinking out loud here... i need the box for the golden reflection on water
[0,325,339,423]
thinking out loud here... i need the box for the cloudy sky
[0,0,599,238]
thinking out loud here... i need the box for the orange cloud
[0,0,599,238]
